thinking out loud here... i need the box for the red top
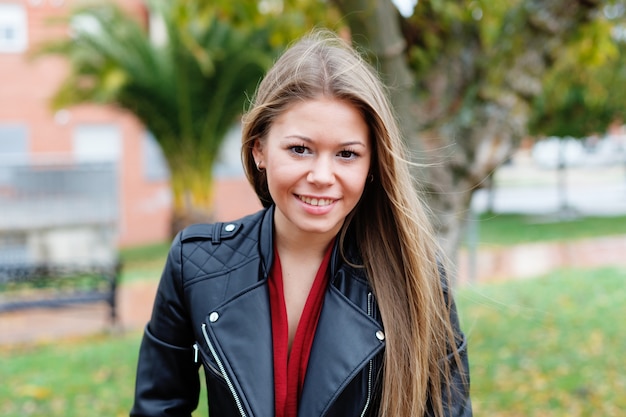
[268,243,334,417]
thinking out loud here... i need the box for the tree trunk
[167,153,217,236]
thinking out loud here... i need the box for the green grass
[457,266,626,416]
[467,213,626,247]
[119,241,170,269]
[0,332,209,417]
[2,267,624,416]
[0,333,140,417]
[118,241,170,283]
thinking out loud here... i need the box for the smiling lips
[298,195,335,207]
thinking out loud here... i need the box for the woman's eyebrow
[284,134,312,142]
[284,135,367,148]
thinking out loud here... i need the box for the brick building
[0,0,263,254]
[0,0,172,247]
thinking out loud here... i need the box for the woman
[131,31,471,417]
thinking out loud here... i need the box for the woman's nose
[307,157,335,185]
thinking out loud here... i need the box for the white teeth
[300,196,332,206]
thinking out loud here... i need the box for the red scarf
[268,243,333,417]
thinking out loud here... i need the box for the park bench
[0,261,120,323]
[0,159,121,324]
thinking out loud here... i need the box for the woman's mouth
[298,195,335,206]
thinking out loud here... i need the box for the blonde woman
[131,30,471,417]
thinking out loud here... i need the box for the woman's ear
[252,138,264,168]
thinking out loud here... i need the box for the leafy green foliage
[402,0,528,104]
[529,5,626,137]
[399,0,626,141]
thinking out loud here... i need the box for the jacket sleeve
[441,288,472,417]
[130,233,201,417]
[423,261,472,417]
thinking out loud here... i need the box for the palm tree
[39,0,276,231]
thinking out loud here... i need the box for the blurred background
[1,0,625,415]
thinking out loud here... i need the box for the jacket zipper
[360,292,375,417]
[193,342,226,381]
[201,323,247,417]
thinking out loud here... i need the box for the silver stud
[376,330,385,341]
[224,223,235,232]
[209,312,219,323]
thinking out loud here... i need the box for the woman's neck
[272,212,339,260]
[274,227,334,261]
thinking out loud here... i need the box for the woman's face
[253,97,371,242]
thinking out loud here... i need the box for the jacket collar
[258,205,275,279]
[257,205,358,284]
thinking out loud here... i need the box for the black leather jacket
[130,207,472,417]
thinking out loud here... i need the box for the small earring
[256,162,264,172]
[368,174,374,183]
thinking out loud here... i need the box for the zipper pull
[193,343,199,363]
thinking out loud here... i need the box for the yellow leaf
[17,385,52,400]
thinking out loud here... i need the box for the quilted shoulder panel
[179,210,266,284]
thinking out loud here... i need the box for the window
[142,131,169,181]
[0,123,28,184]
[0,4,28,53]
[73,124,122,163]
[0,123,28,162]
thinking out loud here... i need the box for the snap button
[376,330,385,341]
[209,312,219,323]
[224,223,236,232]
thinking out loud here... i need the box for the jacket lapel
[298,285,385,417]
[204,281,275,417]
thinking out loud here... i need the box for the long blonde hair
[241,30,463,417]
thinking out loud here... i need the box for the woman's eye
[339,150,356,159]
[291,145,307,154]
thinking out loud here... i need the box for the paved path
[457,235,626,285]
[0,279,157,347]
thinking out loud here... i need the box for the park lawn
[458,266,626,416]
[472,213,626,247]
[0,332,209,417]
[1,266,624,416]
[119,241,171,283]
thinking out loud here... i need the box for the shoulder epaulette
[180,221,242,244]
